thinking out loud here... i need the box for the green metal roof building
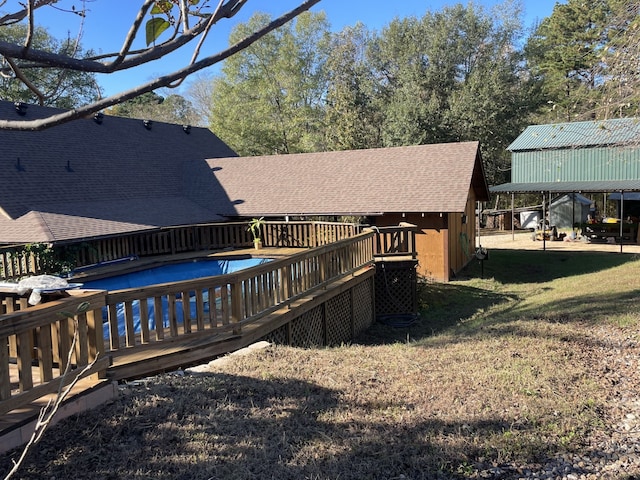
[492,118,640,194]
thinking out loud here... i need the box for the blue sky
[25,0,561,97]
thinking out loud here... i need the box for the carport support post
[511,193,515,241]
[572,192,576,232]
[620,191,625,254]
[542,191,547,251]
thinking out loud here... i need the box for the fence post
[230,281,243,335]
[283,264,292,307]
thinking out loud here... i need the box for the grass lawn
[2,248,640,479]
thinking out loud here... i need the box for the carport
[492,118,640,252]
[490,180,640,252]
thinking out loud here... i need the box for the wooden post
[230,281,243,335]
[0,336,10,400]
[87,306,107,379]
[283,265,292,308]
[17,331,34,392]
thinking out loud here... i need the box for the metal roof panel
[507,118,640,151]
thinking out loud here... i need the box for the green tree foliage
[367,1,537,186]
[207,1,538,186]
[369,16,445,146]
[323,23,382,151]
[597,0,640,119]
[107,91,197,125]
[107,91,164,117]
[0,24,98,107]
[525,0,612,122]
[209,11,330,155]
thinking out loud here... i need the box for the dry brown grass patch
[2,248,640,479]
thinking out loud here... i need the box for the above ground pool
[81,257,271,291]
[80,257,273,340]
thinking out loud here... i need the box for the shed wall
[512,147,640,183]
[375,213,449,282]
[448,189,478,276]
[550,193,592,229]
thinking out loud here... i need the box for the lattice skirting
[260,276,374,348]
[374,260,418,316]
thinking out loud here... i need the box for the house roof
[507,118,640,151]
[207,141,489,217]
[1,101,489,245]
[0,101,238,243]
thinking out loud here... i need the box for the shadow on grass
[358,282,514,345]
[358,248,640,346]
[459,248,640,284]
[0,372,583,480]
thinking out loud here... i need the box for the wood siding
[374,195,478,283]
[448,187,478,277]
[374,213,448,282]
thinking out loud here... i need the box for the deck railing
[262,221,361,248]
[0,291,108,417]
[370,223,417,259]
[0,230,374,415]
[0,245,40,281]
[0,221,361,281]
[0,222,420,416]
[103,230,374,352]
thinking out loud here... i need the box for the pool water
[81,257,272,339]
[82,257,271,290]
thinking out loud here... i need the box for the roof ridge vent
[14,102,27,116]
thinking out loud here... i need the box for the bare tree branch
[0,0,55,26]
[1,0,257,73]
[168,0,230,89]
[0,0,321,129]
[24,0,35,50]
[3,310,99,480]
[112,0,157,70]
[4,55,45,103]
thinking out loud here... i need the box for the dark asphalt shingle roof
[208,142,488,217]
[0,101,237,243]
[0,101,488,244]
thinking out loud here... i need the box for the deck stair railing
[102,230,374,352]
[369,223,417,259]
[0,291,108,417]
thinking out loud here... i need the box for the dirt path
[477,229,640,254]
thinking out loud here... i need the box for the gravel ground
[477,229,640,255]
[473,229,640,479]
[474,324,640,480]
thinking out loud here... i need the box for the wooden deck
[1,369,116,453]
[1,263,375,451]
[1,222,416,453]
